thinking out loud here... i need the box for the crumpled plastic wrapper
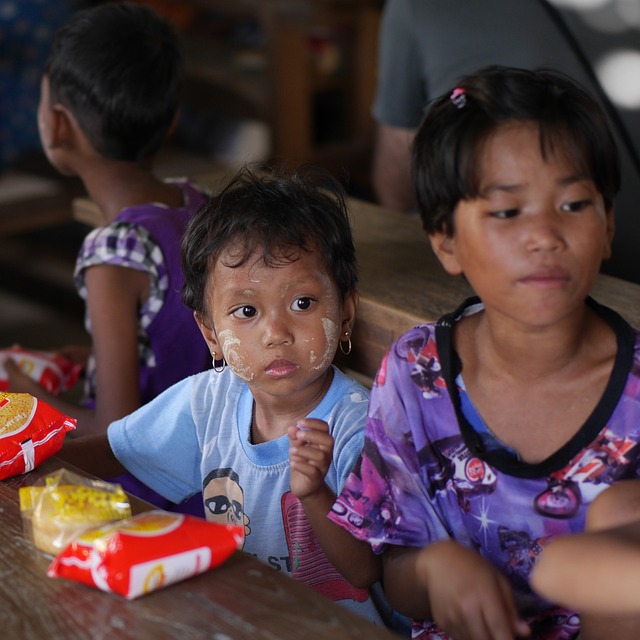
[19,468,131,556]
[0,346,83,395]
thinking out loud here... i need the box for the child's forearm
[531,521,640,614]
[299,484,381,588]
[383,543,434,619]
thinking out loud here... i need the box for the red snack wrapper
[0,346,83,395]
[47,510,244,599]
[0,392,76,480]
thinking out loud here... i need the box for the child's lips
[520,268,571,287]
[264,359,298,378]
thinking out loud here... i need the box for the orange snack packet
[0,392,76,480]
[0,346,83,395]
[47,510,244,599]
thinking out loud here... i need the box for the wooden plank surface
[73,170,640,383]
[0,193,75,237]
[1,457,399,640]
[0,169,86,237]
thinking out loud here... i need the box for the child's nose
[525,209,566,253]
[263,312,294,347]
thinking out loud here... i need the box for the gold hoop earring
[212,352,226,373]
[339,333,352,356]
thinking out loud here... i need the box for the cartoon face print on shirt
[203,467,251,545]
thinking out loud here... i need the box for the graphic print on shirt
[394,328,447,398]
[330,439,403,546]
[418,435,497,512]
[498,525,552,590]
[534,428,640,518]
[203,467,250,545]
[281,490,368,603]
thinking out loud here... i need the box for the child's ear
[340,290,359,338]
[45,103,76,150]
[428,231,463,276]
[194,311,219,354]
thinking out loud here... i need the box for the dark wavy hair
[181,165,358,316]
[45,2,182,163]
[413,65,620,236]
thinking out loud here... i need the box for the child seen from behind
[5,2,211,514]
[329,65,640,639]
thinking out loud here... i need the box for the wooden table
[1,457,399,640]
[0,165,85,238]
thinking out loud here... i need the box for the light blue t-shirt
[109,366,390,626]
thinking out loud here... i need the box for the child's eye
[490,209,519,219]
[291,297,314,311]
[561,199,591,213]
[231,305,257,319]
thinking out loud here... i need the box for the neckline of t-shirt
[436,296,636,478]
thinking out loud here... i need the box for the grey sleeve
[372,0,427,129]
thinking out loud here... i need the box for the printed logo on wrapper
[132,547,212,596]
[110,511,183,537]
[0,393,76,479]
[87,544,213,597]
[0,393,36,438]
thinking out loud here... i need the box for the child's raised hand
[420,540,531,640]
[288,418,334,501]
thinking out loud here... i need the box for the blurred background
[1,0,639,351]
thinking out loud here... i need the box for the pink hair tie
[450,87,466,109]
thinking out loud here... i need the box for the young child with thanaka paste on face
[59,166,398,628]
[328,65,640,639]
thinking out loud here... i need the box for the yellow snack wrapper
[20,468,131,556]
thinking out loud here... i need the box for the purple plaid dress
[74,178,211,516]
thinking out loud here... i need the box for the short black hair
[181,165,358,317]
[413,65,620,236]
[45,2,182,162]
[203,467,240,488]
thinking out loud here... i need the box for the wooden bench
[0,171,82,237]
